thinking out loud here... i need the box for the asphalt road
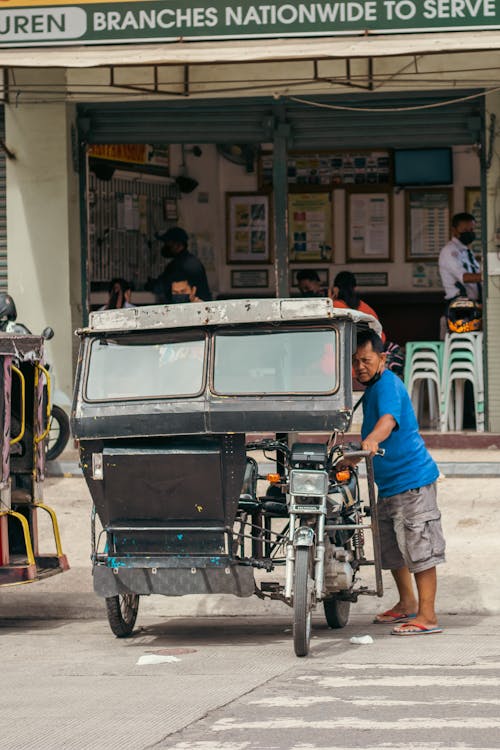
[2,613,500,750]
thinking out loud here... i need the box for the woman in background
[330,270,381,322]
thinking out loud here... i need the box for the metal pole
[272,120,290,299]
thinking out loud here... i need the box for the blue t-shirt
[361,369,439,497]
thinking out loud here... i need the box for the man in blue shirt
[353,330,445,636]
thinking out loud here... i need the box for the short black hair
[452,212,475,228]
[170,270,196,287]
[356,329,384,354]
[296,269,320,283]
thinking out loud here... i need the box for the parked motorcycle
[0,293,71,461]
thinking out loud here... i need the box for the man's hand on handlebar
[361,437,380,457]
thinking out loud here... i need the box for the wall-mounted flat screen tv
[394,148,453,186]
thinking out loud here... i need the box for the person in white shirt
[438,212,482,303]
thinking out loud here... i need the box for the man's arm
[361,414,397,455]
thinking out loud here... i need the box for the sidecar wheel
[293,546,313,657]
[323,595,350,629]
[105,594,140,637]
[46,405,71,461]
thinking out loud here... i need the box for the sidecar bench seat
[238,494,261,513]
[261,499,288,517]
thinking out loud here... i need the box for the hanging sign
[0,0,499,48]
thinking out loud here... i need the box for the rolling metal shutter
[78,99,275,144]
[0,110,6,292]
[78,91,482,148]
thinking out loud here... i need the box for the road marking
[294,675,500,687]
[311,663,500,671]
[249,695,500,707]
[168,744,251,750]
[212,717,500,731]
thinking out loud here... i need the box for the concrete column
[485,91,500,432]
[5,69,81,399]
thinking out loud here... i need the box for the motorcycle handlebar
[342,448,385,459]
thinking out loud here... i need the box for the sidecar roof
[78,298,382,336]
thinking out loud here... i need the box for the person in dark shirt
[147,226,212,303]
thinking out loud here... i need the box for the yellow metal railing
[10,365,25,446]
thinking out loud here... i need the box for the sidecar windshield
[212,328,337,395]
[85,332,206,401]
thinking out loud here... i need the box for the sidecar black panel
[81,435,246,556]
[93,562,255,597]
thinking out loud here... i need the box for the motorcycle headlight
[290,470,328,496]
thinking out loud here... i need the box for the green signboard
[0,0,499,47]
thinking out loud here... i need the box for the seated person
[296,269,327,298]
[99,278,135,310]
[170,272,201,304]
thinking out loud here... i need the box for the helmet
[447,297,482,334]
[0,293,17,321]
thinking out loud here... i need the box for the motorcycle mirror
[42,326,54,340]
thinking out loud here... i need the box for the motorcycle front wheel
[105,594,140,637]
[293,546,313,657]
[46,405,71,461]
[323,595,351,628]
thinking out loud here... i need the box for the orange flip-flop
[391,622,443,636]
[373,609,417,624]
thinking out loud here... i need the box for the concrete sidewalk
[2,444,499,622]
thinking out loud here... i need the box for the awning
[1,30,500,68]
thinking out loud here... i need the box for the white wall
[5,69,81,399]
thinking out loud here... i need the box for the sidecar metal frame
[72,298,381,600]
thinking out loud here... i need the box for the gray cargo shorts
[377,482,446,574]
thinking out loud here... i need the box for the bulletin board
[405,188,452,260]
[260,150,392,189]
[346,190,392,262]
[288,192,333,263]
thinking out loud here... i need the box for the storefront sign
[1,0,499,47]
[88,144,169,169]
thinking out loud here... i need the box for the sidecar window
[212,328,337,395]
[85,334,206,401]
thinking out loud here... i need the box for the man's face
[453,219,475,238]
[171,280,196,302]
[162,240,183,258]
[352,342,385,384]
[298,279,321,296]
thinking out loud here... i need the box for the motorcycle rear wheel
[46,405,71,461]
[293,546,313,657]
[105,594,140,637]
[323,595,351,628]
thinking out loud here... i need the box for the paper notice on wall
[412,262,442,288]
[349,194,389,257]
[190,232,216,273]
[123,193,140,231]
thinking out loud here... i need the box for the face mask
[171,294,191,304]
[458,231,476,246]
[363,366,383,388]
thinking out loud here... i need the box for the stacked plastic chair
[440,332,484,432]
[404,342,444,430]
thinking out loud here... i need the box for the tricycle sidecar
[72,298,383,653]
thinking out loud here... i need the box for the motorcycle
[0,293,71,461]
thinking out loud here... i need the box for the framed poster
[347,190,391,262]
[288,193,333,262]
[231,269,269,289]
[465,186,482,256]
[405,188,452,260]
[226,193,271,264]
